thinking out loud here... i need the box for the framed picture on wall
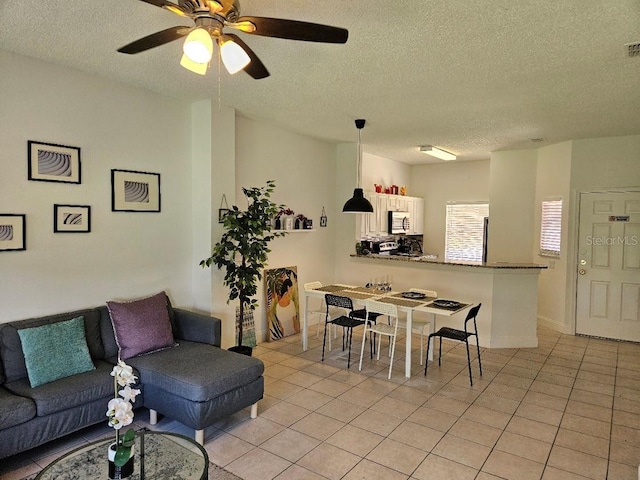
[0,214,26,251]
[111,169,161,212]
[264,266,300,341]
[28,141,81,184]
[54,204,91,233]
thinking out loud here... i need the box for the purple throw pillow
[107,292,175,360]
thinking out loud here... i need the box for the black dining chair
[424,303,482,386]
[322,294,379,369]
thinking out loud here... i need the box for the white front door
[576,191,640,341]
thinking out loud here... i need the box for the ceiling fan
[117,0,349,79]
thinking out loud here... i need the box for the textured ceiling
[1,0,640,164]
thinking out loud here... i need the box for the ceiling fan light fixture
[180,54,208,75]
[220,37,251,74]
[419,145,456,161]
[183,28,214,64]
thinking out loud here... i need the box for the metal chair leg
[424,334,433,377]
[465,339,473,386]
[475,333,483,376]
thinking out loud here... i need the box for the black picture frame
[54,204,91,233]
[218,208,230,223]
[0,214,26,251]
[28,141,81,184]
[111,169,161,213]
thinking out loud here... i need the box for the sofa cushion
[0,387,36,429]
[18,316,96,388]
[107,292,175,360]
[0,352,5,384]
[0,309,104,383]
[126,341,264,402]
[3,360,115,417]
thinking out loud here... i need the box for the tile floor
[1,325,639,480]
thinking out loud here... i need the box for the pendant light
[342,119,374,213]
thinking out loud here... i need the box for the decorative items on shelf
[294,214,313,229]
[274,208,294,230]
[320,207,327,227]
[274,208,313,230]
[373,184,407,195]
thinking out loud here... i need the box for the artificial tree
[200,180,286,355]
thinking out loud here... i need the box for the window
[445,202,489,262]
[540,198,562,257]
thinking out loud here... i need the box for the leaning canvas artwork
[264,267,300,341]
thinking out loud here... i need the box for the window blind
[445,203,489,262]
[540,199,562,257]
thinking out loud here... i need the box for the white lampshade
[180,54,208,75]
[183,28,213,64]
[219,37,251,74]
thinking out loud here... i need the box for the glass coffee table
[36,430,208,479]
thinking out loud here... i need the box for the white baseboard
[538,315,571,334]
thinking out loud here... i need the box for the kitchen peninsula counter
[350,254,547,270]
[341,254,547,349]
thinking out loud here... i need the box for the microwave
[388,211,410,234]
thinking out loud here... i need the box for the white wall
[534,142,572,331]
[488,150,537,262]
[361,152,411,194]
[410,160,491,257]
[0,51,193,322]
[234,116,338,342]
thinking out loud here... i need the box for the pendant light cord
[356,128,362,188]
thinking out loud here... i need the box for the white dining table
[303,284,472,378]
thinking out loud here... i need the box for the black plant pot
[108,443,134,479]
[229,345,253,356]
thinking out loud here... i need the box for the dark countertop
[350,253,547,269]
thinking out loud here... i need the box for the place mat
[337,290,378,300]
[314,285,354,293]
[377,297,426,308]
[391,292,437,302]
[350,286,378,293]
[427,300,470,311]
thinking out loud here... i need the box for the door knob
[579,269,586,275]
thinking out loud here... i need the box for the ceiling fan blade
[118,26,189,54]
[137,0,188,16]
[235,16,348,44]
[225,34,270,79]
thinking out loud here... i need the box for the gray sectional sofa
[0,304,264,459]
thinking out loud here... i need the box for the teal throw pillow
[18,316,95,388]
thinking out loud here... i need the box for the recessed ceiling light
[419,146,456,161]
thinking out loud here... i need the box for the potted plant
[200,180,287,356]
[274,208,294,230]
[106,360,140,479]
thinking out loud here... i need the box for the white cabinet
[406,197,424,235]
[360,193,423,237]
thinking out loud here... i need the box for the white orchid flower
[107,359,139,440]
[110,360,137,387]
[119,385,141,403]
[107,398,134,429]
